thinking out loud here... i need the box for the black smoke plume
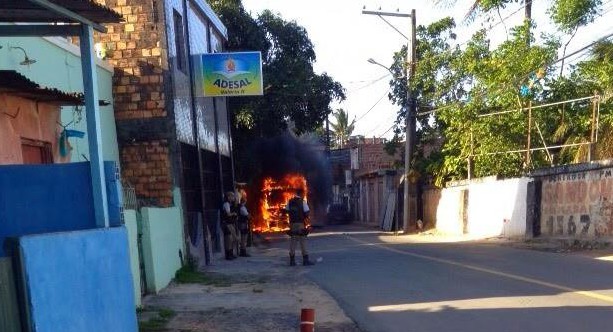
[244,133,331,224]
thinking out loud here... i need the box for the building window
[173,10,187,73]
[21,138,53,164]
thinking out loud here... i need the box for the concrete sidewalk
[339,223,613,257]
[138,236,361,332]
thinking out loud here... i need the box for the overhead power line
[347,73,391,94]
[415,30,613,117]
[354,87,391,123]
[372,2,612,137]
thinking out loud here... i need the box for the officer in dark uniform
[286,188,314,266]
[221,191,239,260]
[237,193,251,257]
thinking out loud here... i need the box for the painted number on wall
[546,215,590,236]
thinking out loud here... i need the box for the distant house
[352,140,402,227]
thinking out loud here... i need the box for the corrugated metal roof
[0,70,96,105]
[0,0,122,24]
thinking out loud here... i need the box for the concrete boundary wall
[18,228,137,332]
[431,177,530,238]
[124,210,142,307]
[140,206,185,293]
[0,163,95,257]
[534,162,613,239]
[434,186,465,235]
[467,178,530,237]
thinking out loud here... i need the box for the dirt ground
[138,238,361,332]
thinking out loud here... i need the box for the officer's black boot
[289,254,296,266]
[225,250,236,260]
[239,248,250,257]
[303,255,314,266]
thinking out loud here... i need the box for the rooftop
[0,70,107,105]
[0,0,122,25]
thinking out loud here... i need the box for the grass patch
[138,307,175,332]
[175,265,232,287]
[158,308,176,320]
[139,317,167,331]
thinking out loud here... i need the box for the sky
[241,0,613,139]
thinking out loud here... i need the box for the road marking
[346,235,613,304]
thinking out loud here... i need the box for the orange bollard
[300,308,315,332]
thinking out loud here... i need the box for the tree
[330,109,355,148]
[436,0,602,43]
[386,18,561,185]
[383,0,610,187]
[210,0,345,180]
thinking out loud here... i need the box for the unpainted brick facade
[357,143,401,174]
[94,0,174,206]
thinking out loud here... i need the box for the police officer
[286,188,314,266]
[221,191,239,260]
[237,193,251,257]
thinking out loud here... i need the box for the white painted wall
[435,186,465,235]
[467,178,530,237]
[434,177,530,238]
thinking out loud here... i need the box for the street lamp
[367,58,398,75]
[363,8,416,233]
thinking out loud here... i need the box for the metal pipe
[477,142,591,156]
[478,95,594,118]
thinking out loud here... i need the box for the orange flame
[252,174,308,233]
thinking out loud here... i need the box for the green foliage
[384,6,613,187]
[138,307,176,331]
[210,0,345,181]
[549,0,602,32]
[158,309,176,320]
[577,41,613,100]
[175,265,232,287]
[330,109,355,148]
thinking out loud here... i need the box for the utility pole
[326,115,331,155]
[363,8,416,232]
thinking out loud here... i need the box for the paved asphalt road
[292,229,613,332]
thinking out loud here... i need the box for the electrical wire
[364,112,398,136]
[413,29,613,117]
[354,87,392,123]
[367,2,612,139]
[346,73,391,94]
[378,122,397,138]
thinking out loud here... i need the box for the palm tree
[330,109,356,148]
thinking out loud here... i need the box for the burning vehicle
[252,174,309,233]
[243,134,330,233]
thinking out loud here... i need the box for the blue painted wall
[19,227,137,332]
[0,162,95,257]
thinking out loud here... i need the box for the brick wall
[95,0,174,206]
[95,0,168,120]
[121,140,173,206]
[359,143,401,172]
